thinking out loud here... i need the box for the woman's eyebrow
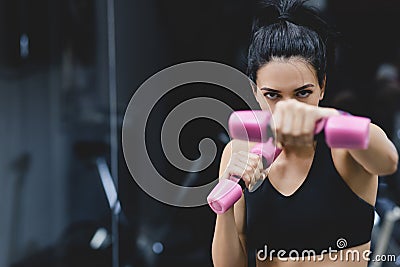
[260,84,315,92]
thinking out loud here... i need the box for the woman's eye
[296,90,312,98]
[263,92,280,100]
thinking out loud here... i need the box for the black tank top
[244,137,375,265]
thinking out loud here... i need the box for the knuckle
[276,102,286,111]
[292,100,301,108]
[292,130,301,137]
[227,164,236,172]
[250,153,259,160]
[287,99,297,106]
[281,126,290,134]
[228,159,236,167]
[251,160,259,168]
[304,105,313,113]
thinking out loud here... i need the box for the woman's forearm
[348,123,398,175]
[212,209,247,267]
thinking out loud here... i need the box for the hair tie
[278,14,291,21]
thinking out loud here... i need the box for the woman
[211,0,399,266]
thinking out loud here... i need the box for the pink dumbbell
[207,138,279,214]
[207,110,371,214]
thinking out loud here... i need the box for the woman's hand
[220,150,266,191]
[272,99,339,147]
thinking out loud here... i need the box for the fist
[220,151,266,191]
[272,99,339,147]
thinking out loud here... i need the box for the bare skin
[211,58,399,267]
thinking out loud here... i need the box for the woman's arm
[347,123,398,176]
[211,140,249,267]
[321,107,398,175]
[212,196,247,267]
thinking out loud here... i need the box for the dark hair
[247,0,337,88]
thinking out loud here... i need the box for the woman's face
[254,58,325,112]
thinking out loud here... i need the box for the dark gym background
[0,0,399,267]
